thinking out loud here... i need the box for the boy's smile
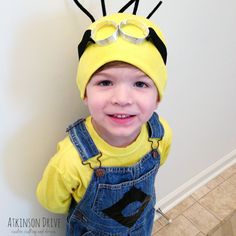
[84,62,158,147]
[108,114,135,124]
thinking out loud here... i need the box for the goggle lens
[92,21,118,42]
[120,24,146,38]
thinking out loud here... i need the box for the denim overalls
[66,112,164,236]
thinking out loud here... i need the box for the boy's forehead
[95,61,145,73]
[92,61,155,84]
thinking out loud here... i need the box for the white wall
[156,0,236,202]
[1,0,236,235]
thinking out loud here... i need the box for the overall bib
[66,113,164,236]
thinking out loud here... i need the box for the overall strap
[66,119,100,162]
[147,112,164,139]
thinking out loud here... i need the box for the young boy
[37,12,172,236]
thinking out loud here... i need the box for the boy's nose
[111,85,133,106]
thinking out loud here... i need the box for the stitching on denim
[68,120,100,162]
[148,112,164,139]
[101,151,160,173]
[70,127,87,160]
[79,123,96,156]
[98,164,159,189]
[77,122,99,159]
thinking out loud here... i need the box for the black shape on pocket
[102,186,151,228]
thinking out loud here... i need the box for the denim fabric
[67,113,164,236]
[66,118,100,161]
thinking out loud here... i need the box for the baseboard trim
[155,149,236,218]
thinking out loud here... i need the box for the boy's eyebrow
[92,70,116,79]
[135,73,151,79]
[131,71,152,80]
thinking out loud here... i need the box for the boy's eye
[134,81,149,88]
[97,80,113,86]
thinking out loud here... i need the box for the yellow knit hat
[76,13,167,101]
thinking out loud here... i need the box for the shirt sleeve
[159,117,173,166]
[36,138,80,214]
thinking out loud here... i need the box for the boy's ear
[83,95,88,105]
[156,92,160,107]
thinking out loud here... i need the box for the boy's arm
[36,137,79,214]
[36,163,72,214]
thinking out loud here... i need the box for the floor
[152,163,236,236]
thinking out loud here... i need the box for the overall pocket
[92,166,158,227]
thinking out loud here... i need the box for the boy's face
[84,62,158,147]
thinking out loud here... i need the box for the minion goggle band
[78,18,167,64]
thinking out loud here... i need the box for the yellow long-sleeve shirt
[36,116,172,214]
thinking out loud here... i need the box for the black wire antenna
[146,1,163,19]
[73,0,95,22]
[118,0,140,14]
[73,0,163,22]
[101,0,107,16]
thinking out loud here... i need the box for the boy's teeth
[114,114,130,118]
